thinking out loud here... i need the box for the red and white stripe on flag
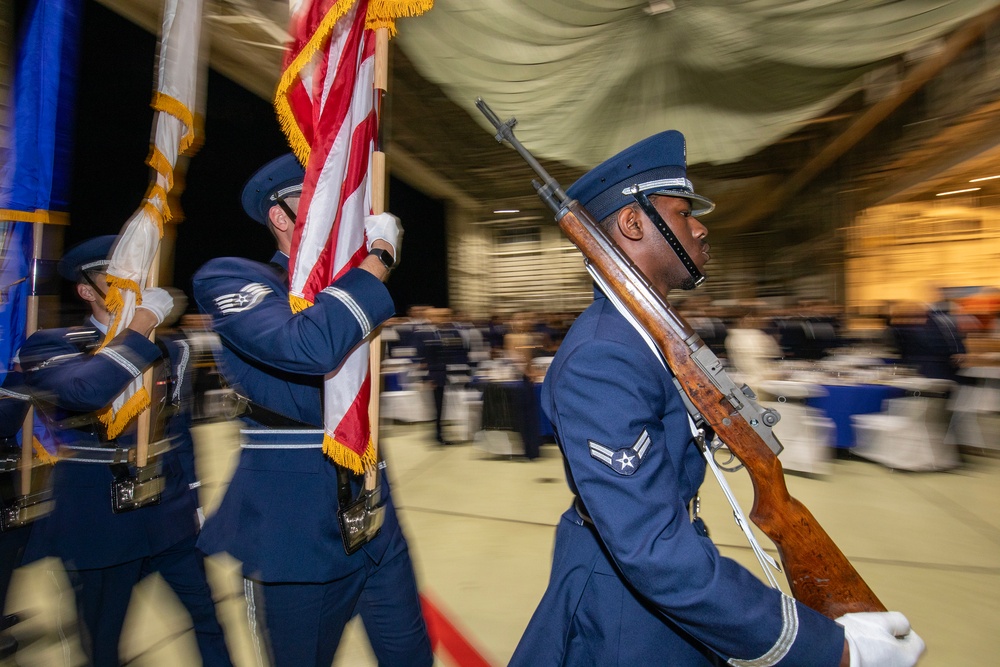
[277,0,378,473]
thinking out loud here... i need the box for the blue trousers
[246,547,432,667]
[70,534,232,667]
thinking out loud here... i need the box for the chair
[757,381,833,476]
[946,367,1000,453]
[442,384,483,443]
[379,360,435,424]
[473,429,524,457]
[852,379,959,471]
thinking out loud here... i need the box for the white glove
[137,287,186,327]
[364,212,402,259]
[837,611,925,667]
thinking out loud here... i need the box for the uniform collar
[271,251,290,271]
[89,315,109,335]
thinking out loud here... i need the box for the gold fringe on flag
[323,433,377,474]
[97,385,151,439]
[148,150,176,196]
[31,437,58,465]
[275,0,359,164]
[274,0,433,161]
[100,273,143,351]
[365,0,434,35]
[151,92,196,153]
[145,187,171,228]
[289,293,314,314]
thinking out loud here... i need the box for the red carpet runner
[421,593,495,667]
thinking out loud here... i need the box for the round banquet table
[804,383,906,448]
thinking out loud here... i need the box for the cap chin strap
[629,185,705,287]
[81,271,108,302]
[270,184,302,224]
[274,198,297,224]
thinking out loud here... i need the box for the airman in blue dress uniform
[192,154,432,667]
[17,236,232,667]
[510,132,926,667]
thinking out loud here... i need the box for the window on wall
[495,226,541,245]
[486,224,592,315]
[492,226,543,313]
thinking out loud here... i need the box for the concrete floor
[3,418,998,666]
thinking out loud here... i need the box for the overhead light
[645,0,676,15]
[493,209,520,214]
[936,187,981,196]
[970,175,1000,183]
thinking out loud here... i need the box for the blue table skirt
[472,381,554,458]
[384,371,406,392]
[804,384,906,448]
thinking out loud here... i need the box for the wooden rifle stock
[557,201,885,618]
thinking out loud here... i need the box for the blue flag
[0,222,32,374]
[0,0,82,374]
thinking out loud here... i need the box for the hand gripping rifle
[476,99,884,618]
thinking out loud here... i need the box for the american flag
[276,0,432,473]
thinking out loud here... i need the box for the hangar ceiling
[94,0,1000,238]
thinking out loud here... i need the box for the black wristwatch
[368,247,395,270]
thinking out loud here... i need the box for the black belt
[231,393,317,429]
[574,496,706,536]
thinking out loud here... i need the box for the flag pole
[18,222,45,494]
[366,26,389,491]
[134,246,161,468]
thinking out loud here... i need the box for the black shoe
[0,631,16,659]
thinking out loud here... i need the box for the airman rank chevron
[588,429,651,475]
[214,283,272,315]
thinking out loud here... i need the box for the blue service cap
[58,235,117,282]
[566,130,715,222]
[240,153,306,224]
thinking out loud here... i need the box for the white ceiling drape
[397,0,999,167]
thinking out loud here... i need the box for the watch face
[371,248,394,269]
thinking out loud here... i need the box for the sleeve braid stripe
[728,595,798,667]
[172,340,190,403]
[97,347,142,377]
[321,286,371,338]
[0,387,30,401]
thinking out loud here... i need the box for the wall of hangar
[846,199,1000,310]
[446,207,595,319]
[443,197,1000,319]
[443,205,754,318]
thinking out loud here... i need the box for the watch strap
[369,248,395,269]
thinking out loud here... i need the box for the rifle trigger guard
[698,432,743,473]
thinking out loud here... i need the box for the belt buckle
[1,490,53,531]
[111,462,165,514]
[338,485,386,555]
